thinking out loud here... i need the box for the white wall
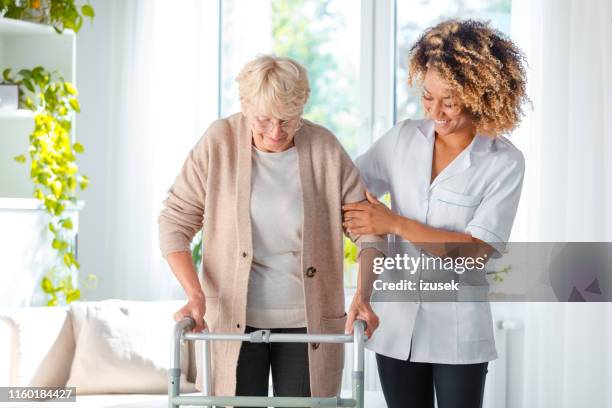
[75,0,118,300]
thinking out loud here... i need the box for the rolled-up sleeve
[466,153,525,258]
[158,134,209,258]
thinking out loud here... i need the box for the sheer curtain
[509,1,612,406]
[102,0,220,301]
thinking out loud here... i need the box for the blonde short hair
[236,54,310,119]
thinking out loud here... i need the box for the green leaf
[25,97,35,110]
[22,78,35,93]
[75,15,83,32]
[64,82,78,96]
[67,176,77,190]
[2,68,11,82]
[14,154,26,163]
[68,98,80,112]
[61,218,73,230]
[18,69,32,79]
[52,239,61,250]
[55,202,65,216]
[41,277,54,294]
[82,4,95,19]
[63,253,73,267]
[51,180,63,198]
[78,175,89,190]
[73,142,84,153]
[47,298,58,307]
[48,222,56,233]
[66,289,81,304]
[32,66,45,77]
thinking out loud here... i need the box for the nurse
[343,19,528,408]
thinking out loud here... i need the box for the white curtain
[507,1,612,407]
[100,0,220,301]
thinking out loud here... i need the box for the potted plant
[1,0,94,33]
[4,66,96,305]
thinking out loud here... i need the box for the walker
[168,316,367,408]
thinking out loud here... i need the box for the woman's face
[421,67,475,137]
[248,111,302,153]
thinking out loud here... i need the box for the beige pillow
[67,300,195,395]
[0,317,12,386]
[0,306,74,387]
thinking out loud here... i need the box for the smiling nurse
[343,19,529,408]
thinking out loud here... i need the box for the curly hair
[408,19,529,136]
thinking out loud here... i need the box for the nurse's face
[421,67,475,137]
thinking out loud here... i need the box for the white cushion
[66,300,195,395]
[0,306,74,387]
[0,317,12,386]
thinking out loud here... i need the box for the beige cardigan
[158,112,383,398]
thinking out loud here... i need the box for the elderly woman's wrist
[352,290,371,304]
[187,288,205,302]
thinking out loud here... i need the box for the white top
[246,146,306,328]
[356,119,525,363]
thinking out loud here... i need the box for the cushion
[66,300,195,395]
[0,317,12,386]
[0,306,75,387]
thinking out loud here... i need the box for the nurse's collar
[417,119,496,153]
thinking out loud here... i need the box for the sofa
[0,299,387,408]
[0,299,200,408]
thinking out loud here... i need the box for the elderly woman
[158,55,382,402]
[343,20,528,408]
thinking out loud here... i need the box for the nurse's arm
[392,216,495,259]
[343,192,495,259]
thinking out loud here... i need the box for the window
[220,0,362,156]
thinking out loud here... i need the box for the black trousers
[235,325,311,408]
[376,352,488,408]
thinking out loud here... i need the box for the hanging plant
[0,0,94,33]
[2,66,96,305]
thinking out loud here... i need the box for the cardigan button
[311,342,320,350]
[305,267,317,278]
[242,252,248,258]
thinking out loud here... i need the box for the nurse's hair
[236,54,310,120]
[408,19,529,136]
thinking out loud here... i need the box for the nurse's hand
[345,293,379,338]
[343,191,397,235]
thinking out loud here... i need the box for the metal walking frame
[169,317,367,408]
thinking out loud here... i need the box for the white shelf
[0,109,34,119]
[0,197,85,211]
[0,13,77,199]
[0,16,74,36]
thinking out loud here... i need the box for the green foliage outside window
[271,0,359,156]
